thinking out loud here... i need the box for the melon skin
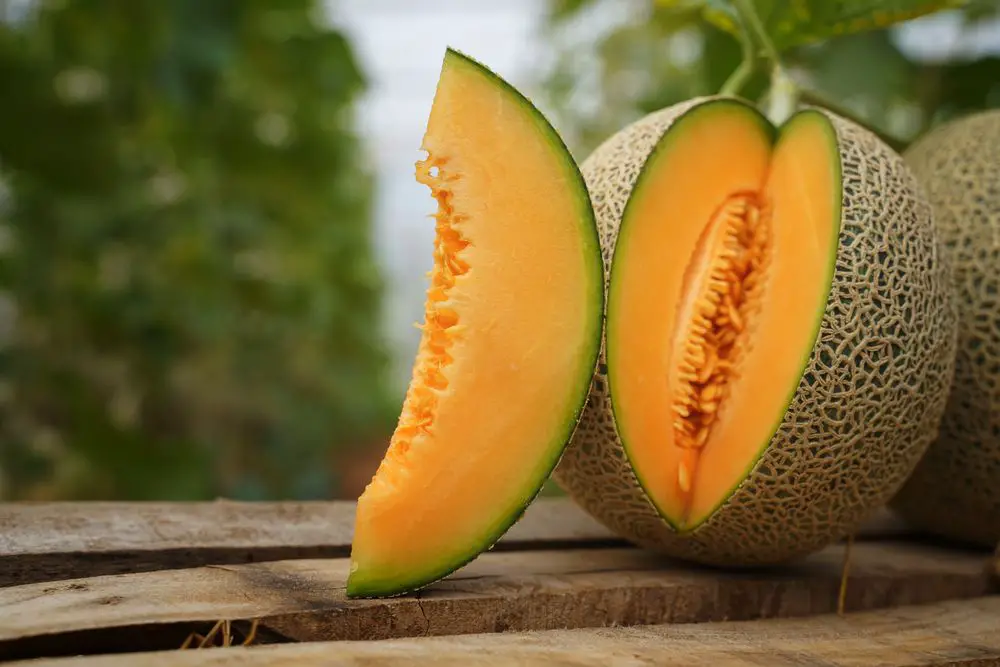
[553,97,958,566]
[890,110,1000,549]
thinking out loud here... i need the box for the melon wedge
[555,97,957,566]
[347,49,603,598]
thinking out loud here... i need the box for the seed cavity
[670,193,771,494]
[375,154,469,486]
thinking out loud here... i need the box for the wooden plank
[0,499,912,589]
[0,499,914,589]
[0,540,994,662]
[11,596,1000,667]
[0,497,627,588]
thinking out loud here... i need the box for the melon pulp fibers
[891,110,1000,548]
[347,49,603,598]
[554,96,957,566]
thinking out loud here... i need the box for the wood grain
[0,497,625,588]
[11,596,1000,667]
[0,500,914,589]
[0,540,994,661]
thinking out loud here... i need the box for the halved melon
[347,49,603,597]
[555,97,957,566]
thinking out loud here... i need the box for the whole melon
[890,109,1000,548]
[554,96,958,566]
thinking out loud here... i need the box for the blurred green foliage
[671,0,967,52]
[3,0,998,503]
[0,0,395,501]
[542,0,1000,158]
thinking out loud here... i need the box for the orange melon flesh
[347,49,603,597]
[608,102,839,531]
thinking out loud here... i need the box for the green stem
[764,65,800,126]
[798,88,910,153]
[720,8,758,98]
[719,49,755,97]
[728,0,800,124]
[720,0,910,152]
[732,0,781,68]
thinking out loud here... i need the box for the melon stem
[720,13,757,98]
[764,66,800,127]
[720,58,754,99]
[731,0,782,71]
[725,0,801,127]
[724,0,910,151]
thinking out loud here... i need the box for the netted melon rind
[891,110,1000,549]
[553,97,958,566]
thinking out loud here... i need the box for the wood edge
[0,497,628,588]
[0,501,915,589]
[0,540,995,661]
[7,596,1000,667]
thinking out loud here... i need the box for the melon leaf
[656,0,967,52]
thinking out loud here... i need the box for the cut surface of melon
[608,101,841,531]
[347,49,603,597]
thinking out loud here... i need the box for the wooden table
[1,499,998,666]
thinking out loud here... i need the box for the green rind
[553,96,955,566]
[346,47,605,598]
[613,108,845,533]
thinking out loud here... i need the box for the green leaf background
[695,0,969,51]
[0,0,396,501]
[1,0,997,501]
[543,0,1000,159]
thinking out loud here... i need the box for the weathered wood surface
[0,498,627,588]
[11,596,1000,667]
[0,499,915,588]
[0,539,994,662]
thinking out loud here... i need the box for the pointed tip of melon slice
[345,48,603,598]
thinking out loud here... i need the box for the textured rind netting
[891,110,1000,549]
[553,96,958,566]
